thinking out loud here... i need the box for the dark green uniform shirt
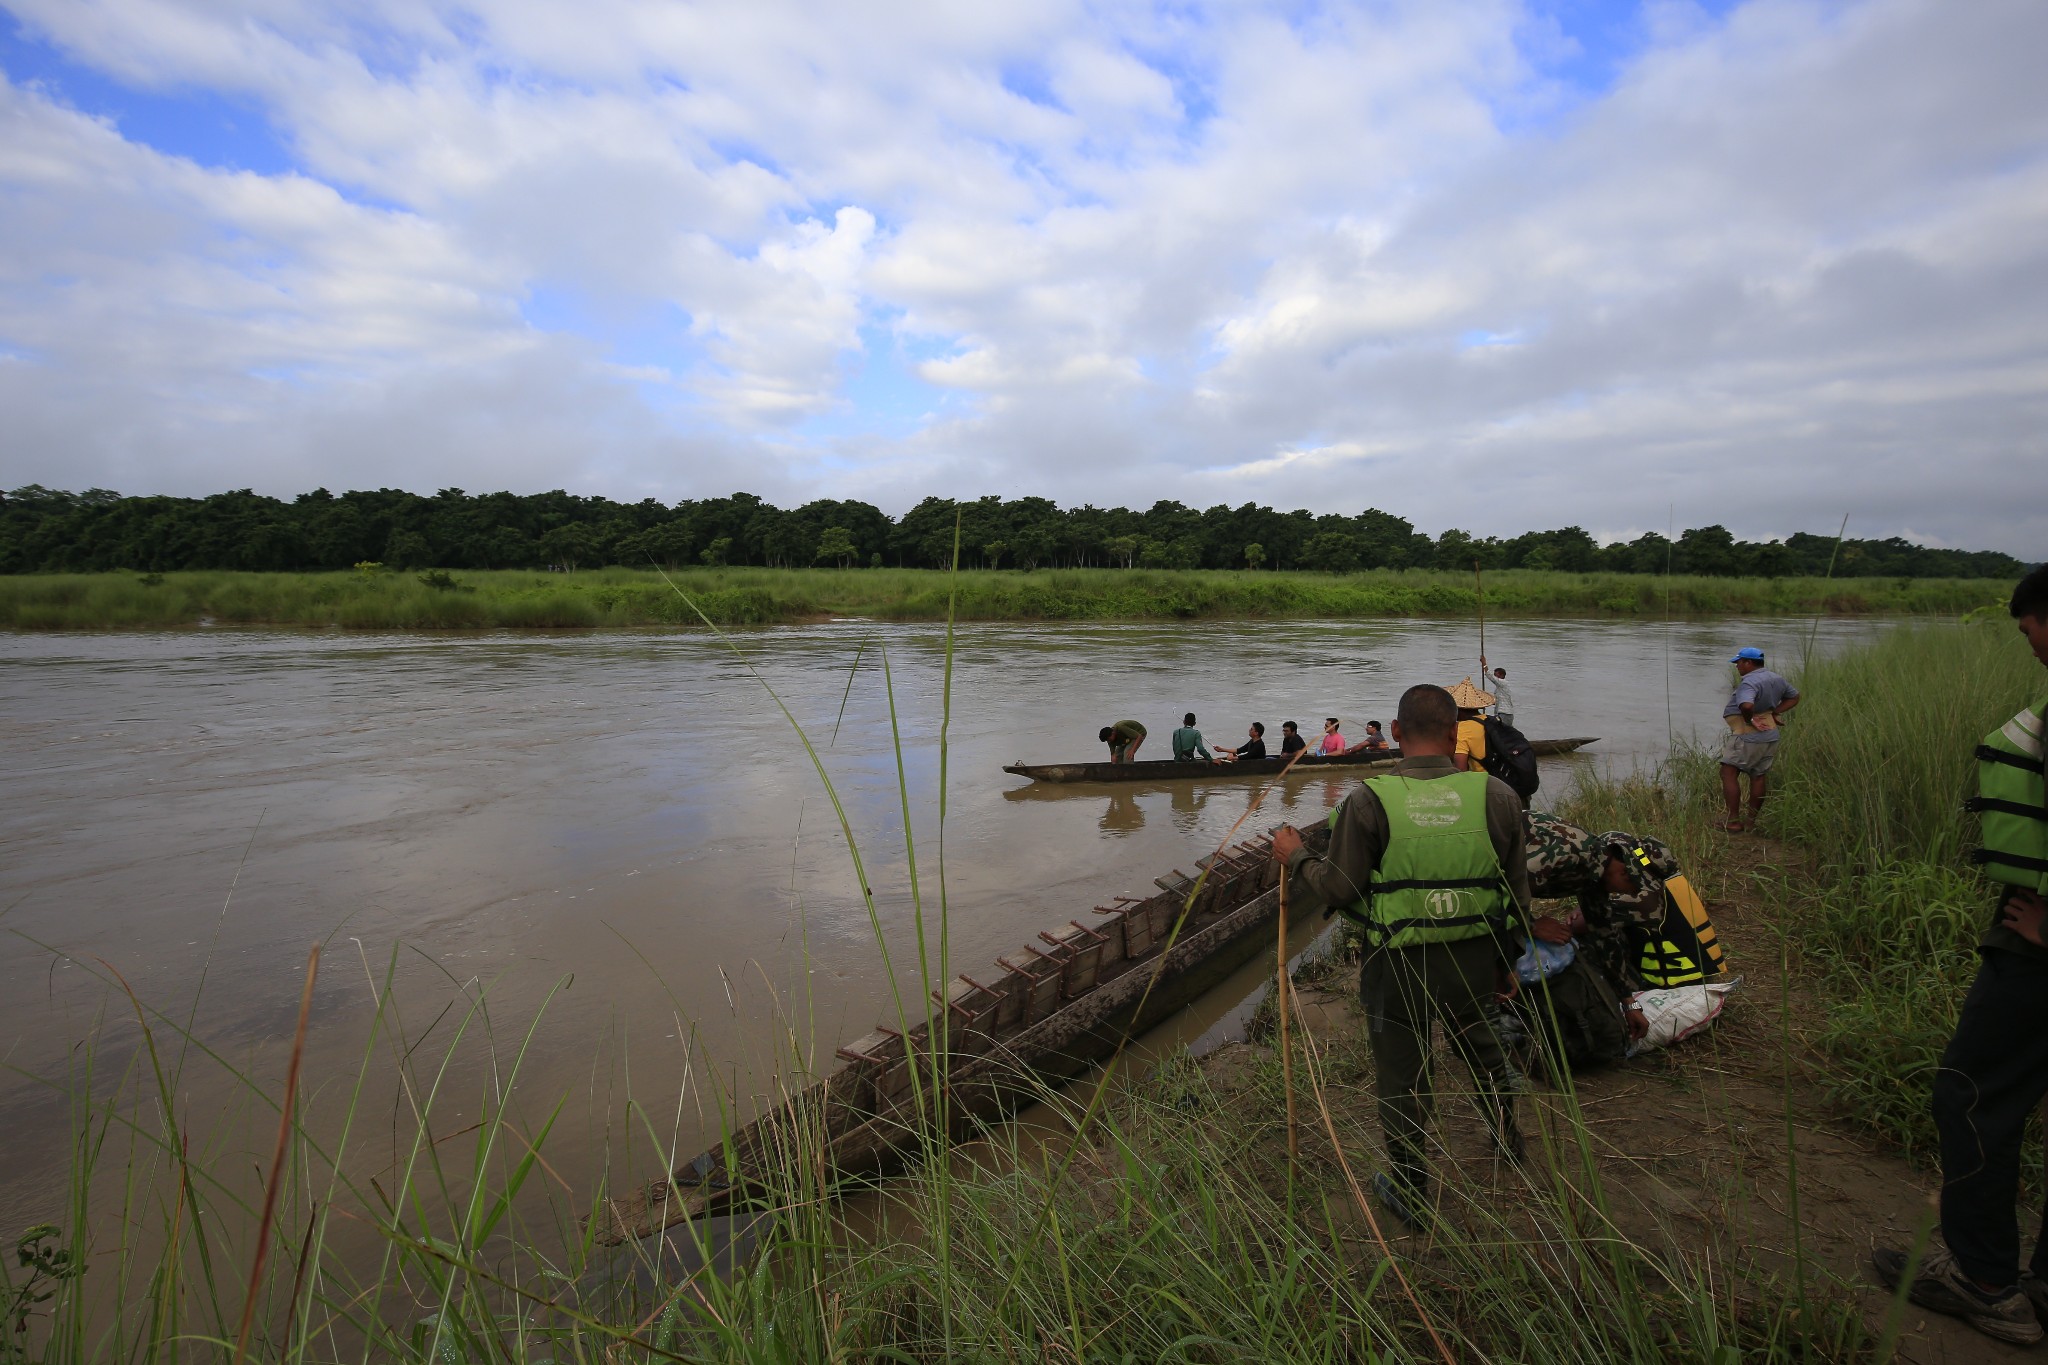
[1284,755,1533,958]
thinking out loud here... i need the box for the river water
[0,615,1883,1236]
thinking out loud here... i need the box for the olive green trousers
[1359,935,1521,1191]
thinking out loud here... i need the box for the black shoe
[1874,1245,2043,1345]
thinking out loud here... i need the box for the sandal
[1715,820,1746,833]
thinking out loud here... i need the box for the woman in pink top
[1317,717,1347,755]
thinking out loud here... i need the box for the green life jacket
[1328,772,1514,949]
[1967,699,2048,893]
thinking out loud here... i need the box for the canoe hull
[595,828,1312,1244]
[1002,737,1599,784]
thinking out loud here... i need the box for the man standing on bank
[1271,683,1532,1231]
[1875,566,2048,1345]
[1718,646,1800,832]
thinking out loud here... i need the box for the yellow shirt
[1455,718,1487,766]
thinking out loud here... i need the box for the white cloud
[0,0,2043,553]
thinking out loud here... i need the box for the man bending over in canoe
[1172,713,1216,763]
[1099,719,1147,763]
[1218,721,1267,762]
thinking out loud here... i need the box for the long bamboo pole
[1474,558,1486,668]
[1277,866,1298,1167]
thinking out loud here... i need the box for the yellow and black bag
[1635,871,1728,988]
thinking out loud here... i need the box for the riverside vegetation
[3,484,2022,580]
[0,565,2015,630]
[2,618,2034,1361]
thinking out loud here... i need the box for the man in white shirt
[1481,659,1515,728]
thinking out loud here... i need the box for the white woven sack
[1625,979,1740,1056]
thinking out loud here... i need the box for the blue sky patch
[1,17,295,175]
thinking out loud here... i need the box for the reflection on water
[0,614,1890,1235]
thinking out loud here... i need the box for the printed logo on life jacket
[1425,888,1465,918]
[2004,706,2045,760]
[1405,784,1464,830]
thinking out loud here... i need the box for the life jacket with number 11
[1328,772,1515,950]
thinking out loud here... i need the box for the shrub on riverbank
[0,566,2012,630]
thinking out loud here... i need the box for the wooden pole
[1474,559,1486,667]
[1277,866,1298,1167]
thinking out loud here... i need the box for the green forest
[1,483,2025,579]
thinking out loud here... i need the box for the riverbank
[0,565,2013,630]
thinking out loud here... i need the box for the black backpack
[1509,955,1628,1075]
[1479,716,1541,801]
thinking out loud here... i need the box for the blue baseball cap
[1730,646,1765,663]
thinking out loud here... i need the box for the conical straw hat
[1447,676,1495,709]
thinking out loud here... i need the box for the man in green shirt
[1171,712,1215,763]
[1272,683,1531,1229]
[1098,719,1147,763]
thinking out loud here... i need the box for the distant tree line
[0,484,2025,579]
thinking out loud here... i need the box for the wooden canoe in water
[593,822,1324,1245]
[1002,737,1599,785]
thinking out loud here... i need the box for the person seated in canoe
[1278,720,1306,755]
[1099,719,1147,763]
[1317,717,1347,755]
[1218,720,1267,761]
[1171,712,1216,763]
[1343,720,1390,754]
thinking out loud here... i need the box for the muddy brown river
[0,616,1883,1238]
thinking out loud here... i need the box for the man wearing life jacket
[1875,565,2048,1345]
[1271,682,1531,1231]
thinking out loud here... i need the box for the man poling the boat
[1271,682,1531,1232]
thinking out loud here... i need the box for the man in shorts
[1718,647,1799,831]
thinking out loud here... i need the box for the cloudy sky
[1,0,2043,552]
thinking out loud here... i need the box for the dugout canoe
[593,821,1322,1245]
[1001,737,1599,785]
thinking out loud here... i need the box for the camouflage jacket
[1526,811,1680,994]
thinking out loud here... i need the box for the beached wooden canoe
[593,823,1321,1245]
[1002,737,1599,785]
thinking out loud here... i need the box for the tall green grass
[0,566,2012,630]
